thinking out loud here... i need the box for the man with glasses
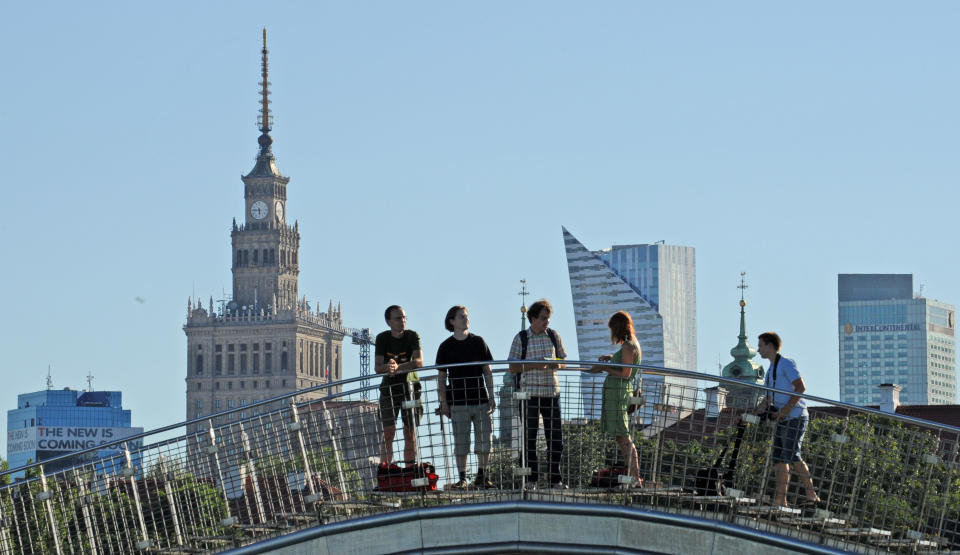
[375,305,424,466]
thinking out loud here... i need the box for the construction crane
[345,327,375,399]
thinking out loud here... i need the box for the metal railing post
[71,469,99,555]
[121,443,152,550]
[320,401,349,500]
[238,424,266,524]
[37,467,62,555]
[288,402,318,504]
[206,421,236,528]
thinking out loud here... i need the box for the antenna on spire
[256,28,274,154]
[738,272,748,304]
[86,371,95,391]
[46,365,53,390]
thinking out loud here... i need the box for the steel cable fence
[0,362,958,553]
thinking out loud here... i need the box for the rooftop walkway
[2,363,958,554]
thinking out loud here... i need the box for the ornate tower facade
[184,31,346,432]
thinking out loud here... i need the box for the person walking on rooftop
[755,331,821,508]
[436,305,497,489]
[589,311,643,487]
[375,305,424,467]
[508,299,568,489]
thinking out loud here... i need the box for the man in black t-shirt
[375,305,424,466]
[436,305,496,489]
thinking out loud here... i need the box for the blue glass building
[564,228,697,419]
[838,274,957,406]
[6,388,142,478]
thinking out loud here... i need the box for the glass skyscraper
[838,274,957,406]
[6,388,142,478]
[563,227,697,419]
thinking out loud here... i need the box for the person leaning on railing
[436,305,497,490]
[374,305,424,468]
[753,331,821,508]
[508,299,568,490]
[588,310,643,487]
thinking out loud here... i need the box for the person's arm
[396,350,423,373]
[604,342,635,378]
[507,334,531,374]
[374,355,397,375]
[483,364,496,411]
[777,377,806,420]
[549,332,568,369]
[438,369,449,416]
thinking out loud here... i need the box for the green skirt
[600,380,630,436]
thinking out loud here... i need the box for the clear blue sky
[3,2,959,457]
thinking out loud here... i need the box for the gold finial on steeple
[738,271,748,307]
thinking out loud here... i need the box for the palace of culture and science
[183,33,347,430]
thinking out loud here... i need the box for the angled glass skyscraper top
[563,228,697,419]
[838,274,957,406]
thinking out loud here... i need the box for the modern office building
[184,33,347,433]
[563,227,697,419]
[838,274,957,406]
[6,387,142,478]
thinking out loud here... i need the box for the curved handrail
[2,361,958,555]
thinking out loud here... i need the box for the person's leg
[475,405,493,470]
[615,436,640,485]
[378,389,399,464]
[785,417,818,502]
[543,396,564,485]
[381,425,396,464]
[450,405,470,483]
[771,420,789,506]
[525,397,541,483]
[773,462,790,506]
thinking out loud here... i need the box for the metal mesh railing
[1,362,959,554]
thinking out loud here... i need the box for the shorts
[450,404,492,457]
[379,381,423,428]
[772,416,808,464]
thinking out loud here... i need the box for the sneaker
[550,481,568,490]
[473,478,496,489]
[449,479,469,490]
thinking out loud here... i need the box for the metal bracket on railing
[832,434,849,444]
[741,414,760,425]
[514,391,530,401]
[513,467,532,476]
[617,474,637,486]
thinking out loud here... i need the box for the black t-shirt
[375,329,421,390]
[436,334,493,405]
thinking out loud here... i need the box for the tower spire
[257,28,274,156]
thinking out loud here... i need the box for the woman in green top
[590,311,642,486]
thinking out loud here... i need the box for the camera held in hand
[763,405,779,421]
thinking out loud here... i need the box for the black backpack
[519,328,560,360]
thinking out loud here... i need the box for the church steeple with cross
[721,273,764,407]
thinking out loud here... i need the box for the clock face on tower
[250,201,268,220]
[275,201,284,221]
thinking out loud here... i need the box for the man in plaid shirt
[508,299,568,489]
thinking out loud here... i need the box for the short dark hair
[444,305,466,332]
[527,299,552,322]
[384,305,403,322]
[758,332,782,351]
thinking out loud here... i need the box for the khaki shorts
[450,404,492,457]
[379,382,423,428]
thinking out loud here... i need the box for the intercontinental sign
[843,323,922,334]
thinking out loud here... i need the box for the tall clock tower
[184,31,346,433]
